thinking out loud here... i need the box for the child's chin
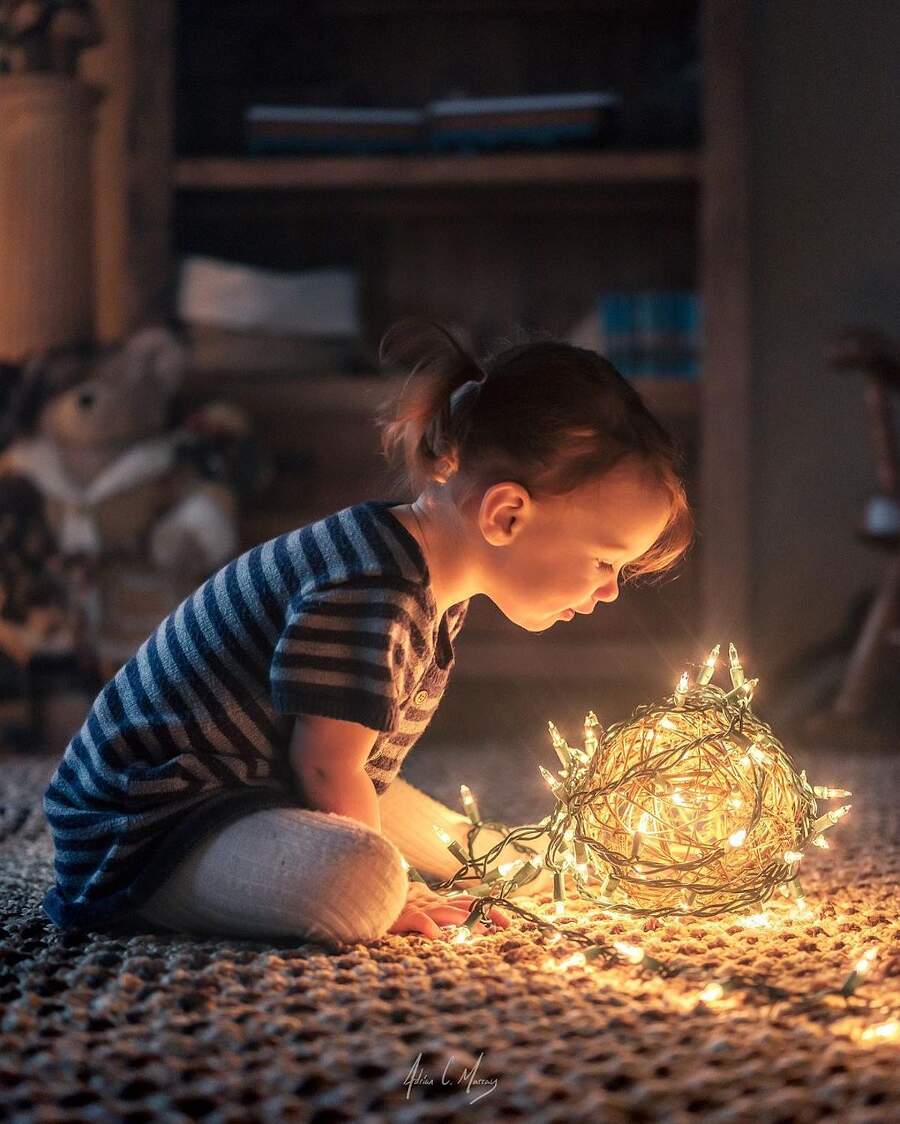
[519,613,564,633]
[496,603,560,632]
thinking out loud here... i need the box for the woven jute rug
[1,740,898,1123]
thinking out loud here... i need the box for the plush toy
[0,327,241,680]
[0,473,79,749]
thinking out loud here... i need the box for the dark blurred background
[1,0,898,761]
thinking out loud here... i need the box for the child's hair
[378,317,693,583]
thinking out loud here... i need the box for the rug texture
[1,742,898,1123]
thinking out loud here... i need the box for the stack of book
[245,107,425,155]
[176,257,361,374]
[599,291,702,379]
[244,91,618,156]
[426,91,618,153]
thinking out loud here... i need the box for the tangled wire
[432,646,850,930]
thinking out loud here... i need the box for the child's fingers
[481,906,511,928]
[388,910,445,939]
[444,895,511,929]
[409,891,476,912]
[397,890,512,934]
[422,905,472,927]
[433,904,511,931]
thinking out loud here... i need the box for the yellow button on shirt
[414,690,429,706]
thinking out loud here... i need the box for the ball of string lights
[423,643,880,1026]
[538,643,851,919]
[430,643,852,930]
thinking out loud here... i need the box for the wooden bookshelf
[126,0,749,682]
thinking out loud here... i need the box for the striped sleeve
[269,581,429,731]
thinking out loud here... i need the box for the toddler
[42,319,693,946]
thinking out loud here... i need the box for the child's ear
[478,482,531,546]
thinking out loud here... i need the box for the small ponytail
[378,318,485,487]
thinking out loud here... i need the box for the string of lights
[416,643,896,1038]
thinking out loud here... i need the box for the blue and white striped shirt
[42,501,468,929]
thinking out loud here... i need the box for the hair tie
[449,376,484,415]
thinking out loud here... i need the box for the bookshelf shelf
[174,150,701,193]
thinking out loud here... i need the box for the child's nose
[594,578,619,604]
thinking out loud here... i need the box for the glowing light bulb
[539,764,563,796]
[584,711,601,755]
[854,947,878,976]
[729,642,745,687]
[813,786,852,799]
[860,1020,899,1043]
[841,945,880,997]
[674,672,690,704]
[739,913,770,929]
[698,982,725,1002]
[613,941,645,965]
[552,868,566,915]
[783,851,804,864]
[572,839,589,880]
[506,855,544,891]
[812,835,830,849]
[697,643,720,686]
[433,824,468,864]
[548,721,571,768]
[727,677,758,704]
[728,828,747,848]
[459,784,481,824]
[498,860,524,878]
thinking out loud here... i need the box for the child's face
[478,462,673,633]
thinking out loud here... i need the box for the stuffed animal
[0,327,241,679]
[0,473,79,749]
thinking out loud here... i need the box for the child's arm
[288,715,382,834]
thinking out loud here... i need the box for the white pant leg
[133,806,407,945]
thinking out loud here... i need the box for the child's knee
[316,822,408,944]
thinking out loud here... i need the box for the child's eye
[594,559,613,571]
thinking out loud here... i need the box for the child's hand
[387,882,510,940]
